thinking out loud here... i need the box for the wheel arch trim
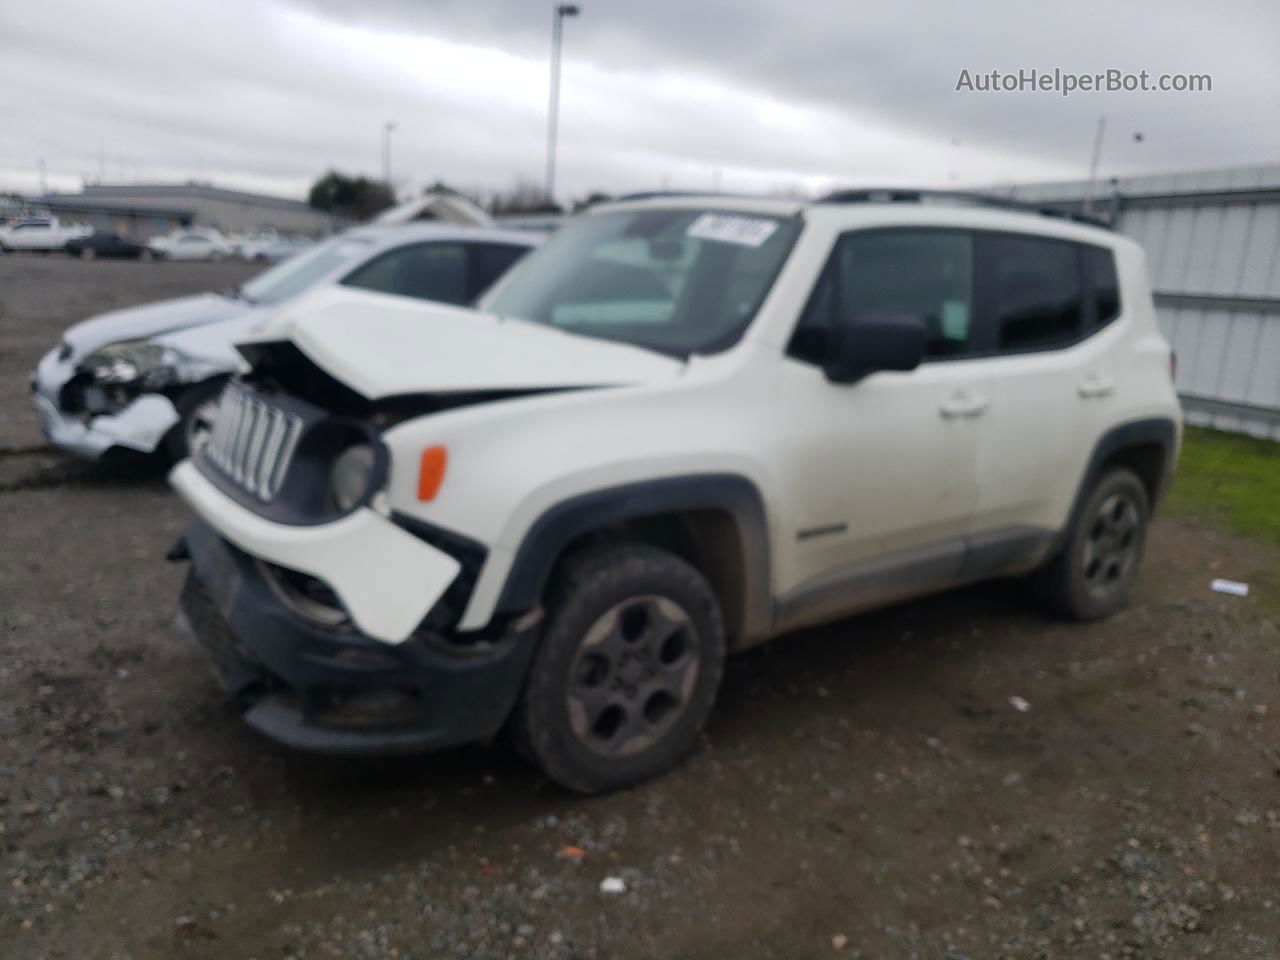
[490,473,773,646]
[1055,416,1178,555]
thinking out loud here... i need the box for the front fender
[457,473,773,643]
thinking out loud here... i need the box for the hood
[63,292,252,358]
[241,286,685,399]
[152,309,274,373]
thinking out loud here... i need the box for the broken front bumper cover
[31,346,180,460]
[32,382,180,460]
[175,518,540,754]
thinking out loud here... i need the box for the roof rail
[608,190,768,203]
[818,187,1113,230]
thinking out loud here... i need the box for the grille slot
[204,386,303,501]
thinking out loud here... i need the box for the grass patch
[1165,426,1280,547]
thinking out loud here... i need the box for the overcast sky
[1,0,1277,203]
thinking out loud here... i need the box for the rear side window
[984,234,1084,352]
[789,229,975,364]
[1086,244,1121,327]
[468,243,529,300]
[342,242,469,304]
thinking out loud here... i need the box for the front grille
[204,385,303,501]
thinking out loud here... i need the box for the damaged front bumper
[31,346,180,460]
[174,518,540,754]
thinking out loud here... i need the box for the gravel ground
[3,255,1280,959]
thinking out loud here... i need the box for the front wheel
[510,542,726,794]
[1034,467,1150,621]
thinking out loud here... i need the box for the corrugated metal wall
[1009,165,1280,440]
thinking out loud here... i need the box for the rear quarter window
[1085,244,1122,327]
[983,233,1084,353]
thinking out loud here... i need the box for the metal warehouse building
[1007,165,1280,440]
[35,182,342,238]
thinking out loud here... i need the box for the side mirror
[823,312,928,385]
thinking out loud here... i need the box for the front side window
[789,229,975,364]
[985,234,1084,352]
[479,208,800,357]
[342,242,469,304]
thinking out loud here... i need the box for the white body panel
[171,461,459,643]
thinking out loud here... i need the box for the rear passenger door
[962,232,1117,565]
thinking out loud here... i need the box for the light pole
[1083,115,1106,213]
[382,121,397,192]
[545,3,580,204]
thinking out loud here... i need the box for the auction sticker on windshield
[686,213,779,247]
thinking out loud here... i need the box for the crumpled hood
[240,286,686,399]
[63,292,251,358]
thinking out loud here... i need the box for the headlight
[80,341,220,389]
[330,443,376,512]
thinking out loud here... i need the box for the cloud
[1,0,1276,200]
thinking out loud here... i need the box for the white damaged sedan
[30,223,541,462]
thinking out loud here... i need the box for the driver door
[771,227,984,627]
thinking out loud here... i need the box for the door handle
[939,392,989,419]
[1078,374,1116,399]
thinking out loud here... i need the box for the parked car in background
[0,216,92,252]
[31,223,541,463]
[237,234,315,262]
[148,229,234,261]
[167,191,1181,792]
[64,232,155,261]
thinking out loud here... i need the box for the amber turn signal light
[417,446,448,501]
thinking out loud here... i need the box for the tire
[80,246,96,260]
[1034,467,1150,621]
[139,249,154,263]
[510,541,726,794]
[163,380,227,462]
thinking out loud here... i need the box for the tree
[307,171,395,221]
[572,191,613,212]
[487,177,563,216]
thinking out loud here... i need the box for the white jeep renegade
[170,190,1181,793]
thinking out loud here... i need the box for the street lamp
[545,3,580,204]
[382,121,397,192]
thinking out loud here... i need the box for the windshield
[238,236,375,305]
[479,207,800,357]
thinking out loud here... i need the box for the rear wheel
[79,245,97,260]
[1035,467,1149,620]
[511,542,726,793]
